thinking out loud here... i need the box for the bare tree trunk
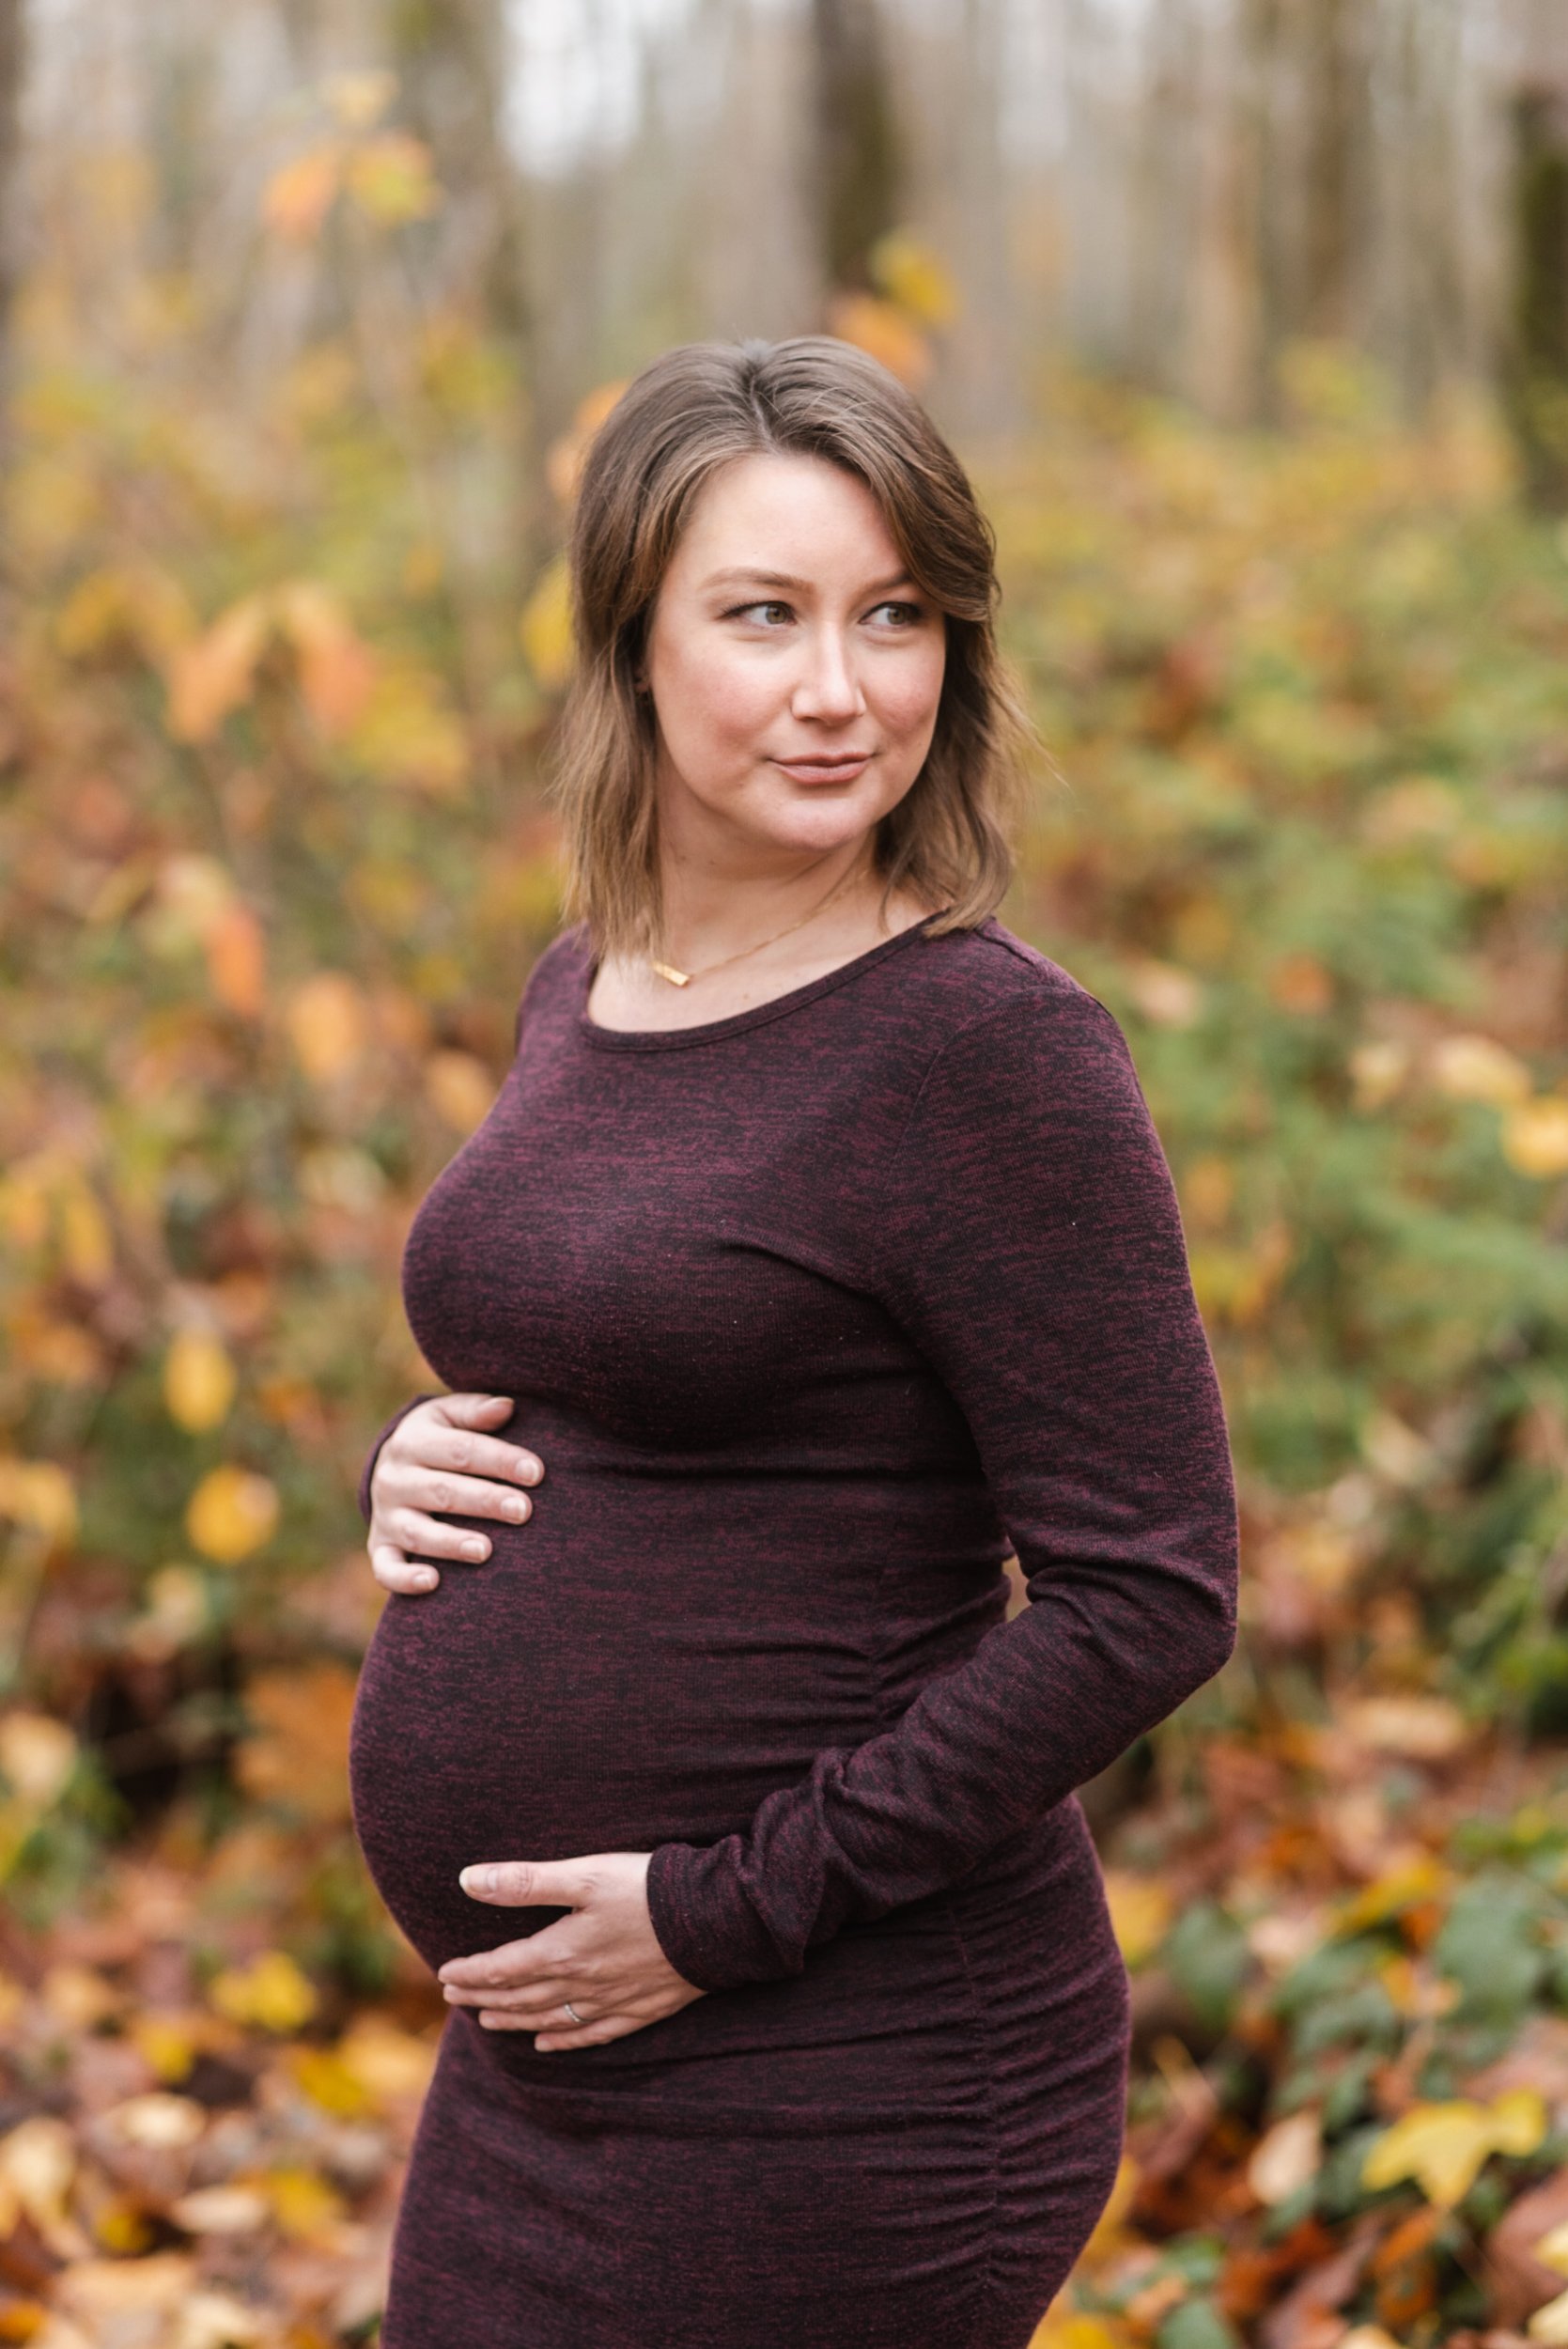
[809,0,900,295]
[0,0,24,473]
[1300,0,1364,338]
[387,0,540,576]
[1505,82,1568,511]
[1129,0,1202,394]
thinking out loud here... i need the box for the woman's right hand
[366,1393,544,1596]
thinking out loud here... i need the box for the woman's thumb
[448,1392,513,1420]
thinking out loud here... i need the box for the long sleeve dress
[348,910,1238,2349]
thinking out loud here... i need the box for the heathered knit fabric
[349,911,1238,2349]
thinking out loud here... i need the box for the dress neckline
[576,907,954,1053]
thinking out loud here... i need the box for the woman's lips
[771,754,874,783]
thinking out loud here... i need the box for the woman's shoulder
[900,914,1120,1051]
[512,921,591,1047]
[884,919,1162,1179]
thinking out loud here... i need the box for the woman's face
[641,451,947,869]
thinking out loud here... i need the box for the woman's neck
[584,844,937,1034]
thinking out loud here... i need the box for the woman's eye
[722,599,924,629]
[727,601,793,626]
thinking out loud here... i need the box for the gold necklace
[648,859,869,988]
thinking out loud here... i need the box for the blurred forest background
[3,0,1568,2342]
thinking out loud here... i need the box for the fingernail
[462,1537,489,1561]
[460,1865,498,1893]
[516,1457,541,1485]
[411,1569,438,1590]
[502,1494,529,1521]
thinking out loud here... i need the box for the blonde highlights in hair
[546,335,1035,960]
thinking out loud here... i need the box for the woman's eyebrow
[701,567,916,596]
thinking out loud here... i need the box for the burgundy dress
[349,911,1237,2349]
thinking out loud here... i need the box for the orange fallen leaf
[263,146,342,241]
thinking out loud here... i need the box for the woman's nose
[791,627,866,723]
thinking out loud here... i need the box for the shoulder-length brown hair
[546,334,1035,962]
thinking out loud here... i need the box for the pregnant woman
[349,334,1238,2349]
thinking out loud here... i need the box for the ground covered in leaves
[0,1838,439,2345]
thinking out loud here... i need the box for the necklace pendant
[650,960,691,988]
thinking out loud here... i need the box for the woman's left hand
[438,1852,707,2049]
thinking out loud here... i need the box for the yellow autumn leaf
[1361,2087,1546,2208]
[95,2196,156,2256]
[869,229,958,326]
[0,1713,77,1806]
[544,377,631,505]
[1359,1409,1436,1486]
[825,290,932,387]
[209,1949,318,2034]
[1362,777,1461,846]
[238,1662,356,1822]
[181,2291,272,2348]
[1342,1694,1468,1760]
[337,2014,439,2104]
[288,2044,373,2118]
[1492,2088,1552,2155]
[1503,1097,1568,1180]
[185,1466,279,1564]
[1029,2313,1128,2349]
[204,898,266,1017]
[297,1144,385,1213]
[1532,2221,1568,2279]
[0,2115,88,2258]
[287,971,368,1082]
[263,145,342,241]
[164,594,270,740]
[1349,1039,1410,1112]
[1334,1854,1452,1935]
[1431,1033,1532,1107]
[273,579,378,737]
[265,2163,349,2243]
[102,2092,205,2150]
[426,1049,496,1133]
[163,1327,237,1433]
[57,1174,114,1284]
[0,1160,52,1249]
[1180,1155,1234,1231]
[154,849,237,942]
[347,661,469,790]
[1102,1872,1172,1967]
[346,131,441,226]
[55,563,135,658]
[519,554,576,690]
[128,2013,198,2084]
[170,2183,270,2235]
[55,561,194,664]
[325,69,396,131]
[0,1460,79,1545]
[42,1963,117,2030]
[126,1564,209,1662]
[1126,959,1205,1029]
[1248,2108,1323,2205]
[1531,2288,1568,2345]
[54,2252,198,2326]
